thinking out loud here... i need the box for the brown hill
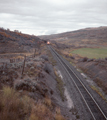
[38,26,107,47]
[0,27,41,53]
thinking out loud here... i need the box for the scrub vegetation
[0,86,66,120]
[54,68,65,101]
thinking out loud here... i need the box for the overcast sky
[0,0,107,35]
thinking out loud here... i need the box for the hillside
[0,28,41,53]
[0,27,70,120]
[38,26,107,48]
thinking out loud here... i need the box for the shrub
[0,69,18,87]
[87,58,94,62]
[0,87,66,120]
[14,79,37,92]
[0,86,32,120]
[44,97,52,108]
[55,114,65,120]
[30,101,66,120]
[29,103,53,120]
[55,108,65,120]
[94,78,107,94]
[105,57,107,60]
[44,63,52,74]
[54,68,65,101]
[40,55,49,61]
[82,57,88,62]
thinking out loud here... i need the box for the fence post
[21,55,26,78]
[34,48,36,57]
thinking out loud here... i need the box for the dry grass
[0,86,32,120]
[27,69,38,77]
[90,85,106,101]
[0,86,66,120]
[44,97,52,108]
[30,100,66,120]
[79,67,107,95]
[29,103,53,120]
[47,50,57,66]
[55,108,65,120]
[94,78,107,95]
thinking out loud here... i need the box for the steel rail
[49,46,107,120]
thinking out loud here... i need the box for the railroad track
[49,45,107,120]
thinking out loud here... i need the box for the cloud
[0,0,107,35]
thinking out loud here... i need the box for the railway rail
[49,45,107,120]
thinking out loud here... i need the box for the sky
[0,0,107,35]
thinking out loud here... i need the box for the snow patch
[65,87,74,108]
[57,70,63,79]
[81,73,87,79]
[56,69,74,109]
[81,73,94,85]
